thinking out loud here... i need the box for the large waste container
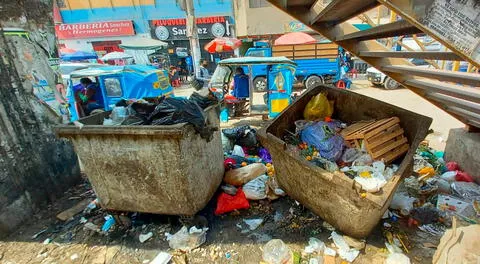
[56,105,224,216]
[258,86,432,238]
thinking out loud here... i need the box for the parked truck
[244,41,339,91]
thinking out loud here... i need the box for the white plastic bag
[263,239,292,264]
[165,226,208,251]
[111,106,128,125]
[354,176,387,193]
[243,218,264,231]
[243,175,269,200]
[304,237,325,254]
[330,231,360,262]
[232,145,245,157]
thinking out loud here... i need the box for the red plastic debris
[455,171,474,182]
[446,161,460,171]
[215,189,250,215]
[224,158,236,170]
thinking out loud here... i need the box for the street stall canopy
[119,38,168,65]
[218,56,297,66]
[100,51,133,61]
[119,38,168,50]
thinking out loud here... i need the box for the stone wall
[0,0,80,237]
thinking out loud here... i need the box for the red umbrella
[274,32,316,45]
[204,38,242,53]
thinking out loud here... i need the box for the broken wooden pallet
[341,117,409,164]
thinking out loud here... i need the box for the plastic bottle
[389,192,416,215]
[220,108,229,123]
[263,239,292,264]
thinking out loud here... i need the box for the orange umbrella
[274,32,316,45]
[204,37,242,53]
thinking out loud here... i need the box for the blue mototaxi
[66,65,173,121]
[210,57,297,118]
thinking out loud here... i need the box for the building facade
[56,0,234,68]
[233,0,327,54]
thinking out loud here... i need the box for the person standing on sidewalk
[197,59,210,88]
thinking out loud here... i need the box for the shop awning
[119,38,168,50]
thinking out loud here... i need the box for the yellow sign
[271,98,289,113]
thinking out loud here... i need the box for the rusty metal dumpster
[258,86,432,238]
[56,105,224,216]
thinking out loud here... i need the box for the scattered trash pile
[102,90,218,140]
[216,125,286,215]
[379,143,480,263]
[260,232,365,264]
[284,92,407,193]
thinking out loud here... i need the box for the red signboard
[151,16,225,27]
[55,21,135,39]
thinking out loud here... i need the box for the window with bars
[249,0,270,8]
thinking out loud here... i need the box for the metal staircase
[267,0,480,130]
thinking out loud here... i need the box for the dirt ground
[1,80,458,264]
[0,177,442,264]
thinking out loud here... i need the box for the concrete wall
[0,0,81,237]
[233,0,300,37]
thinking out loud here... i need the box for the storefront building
[233,0,326,54]
[56,0,234,63]
[150,16,235,72]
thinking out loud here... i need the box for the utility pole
[184,0,202,78]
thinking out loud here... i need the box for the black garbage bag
[189,90,218,109]
[147,97,215,141]
[222,125,258,147]
[190,78,205,91]
[235,128,258,148]
[222,125,251,140]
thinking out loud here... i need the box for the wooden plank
[381,143,409,164]
[364,117,400,139]
[366,126,405,149]
[359,51,463,61]
[371,136,408,159]
[295,50,317,57]
[294,44,317,50]
[309,0,380,25]
[341,120,375,139]
[383,65,480,87]
[272,51,294,57]
[405,79,480,104]
[272,45,294,51]
[56,199,91,221]
[426,93,480,115]
[336,20,421,42]
[349,118,394,138]
[316,43,338,49]
[448,106,480,126]
[287,0,315,6]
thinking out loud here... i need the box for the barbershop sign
[55,21,135,39]
[150,16,231,41]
